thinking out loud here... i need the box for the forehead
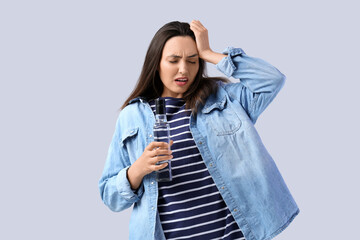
[162,36,198,56]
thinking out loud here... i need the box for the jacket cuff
[216,47,245,78]
[116,166,144,202]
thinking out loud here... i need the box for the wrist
[128,162,145,179]
[200,50,227,65]
[127,162,145,190]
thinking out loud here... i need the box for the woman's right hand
[127,140,174,190]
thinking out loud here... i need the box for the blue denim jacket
[99,47,300,240]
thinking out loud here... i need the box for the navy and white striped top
[149,97,245,240]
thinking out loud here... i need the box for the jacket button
[151,182,154,185]
[152,207,155,210]
[234,209,238,212]
[199,141,202,145]
[221,186,225,190]
[149,134,152,138]
[209,163,213,167]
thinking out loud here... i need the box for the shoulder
[214,79,233,97]
[115,102,144,129]
[120,102,141,116]
[200,79,230,108]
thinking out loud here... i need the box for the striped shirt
[149,97,245,240]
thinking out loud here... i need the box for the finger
[190,21,201,28]
[155,154,173,163]
[191,19,201,24]
[190,25,202,37]
[146,141,170,151]
[191,20,206,30]
[150,154,173,164]
[196,21,206,29]
[152,148,172,157]
[190,22,201,31]
[191,21,203,29]
[153,162,168,171]
[190,25,207,36]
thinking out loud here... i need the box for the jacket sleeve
[216,47,286,124]
[98,114,144,212]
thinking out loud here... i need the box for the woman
[99,20,299,240]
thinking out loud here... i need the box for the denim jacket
[99,47,300,240]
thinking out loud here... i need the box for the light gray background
[1,0,359,239]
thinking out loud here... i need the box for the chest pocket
[202,97,242,136]
[120,127,139,162]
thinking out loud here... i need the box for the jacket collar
[201,85,227,113]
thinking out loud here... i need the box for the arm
[216,47,286,124]
[99,113,174,212]
[98,115,144,212]
[190,20,285,124]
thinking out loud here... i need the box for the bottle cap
[155,99,166,114]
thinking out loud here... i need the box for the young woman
[99,20,299,240]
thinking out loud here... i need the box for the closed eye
[169,60,196,64]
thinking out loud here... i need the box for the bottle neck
[155,114,167,123]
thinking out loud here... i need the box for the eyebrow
[167,54,198,59]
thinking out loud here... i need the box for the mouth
[175,77,188,86]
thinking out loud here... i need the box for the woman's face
[158,36,199,98]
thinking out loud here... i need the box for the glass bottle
[153,99,172,182]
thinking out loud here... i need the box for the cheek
[191,64,200,77]
[159,63,168,79]
[160,62,175,77]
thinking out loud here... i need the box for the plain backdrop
[1,0,359,239]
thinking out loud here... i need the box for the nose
[178,60,189,75]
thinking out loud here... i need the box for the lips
[175,77,188,82]
[175,77,188,86]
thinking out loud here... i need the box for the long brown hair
[120,21,229,115]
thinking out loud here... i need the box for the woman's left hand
[190,20,227,65]
[190,20,212,59]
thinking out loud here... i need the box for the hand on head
[189,20,213,60]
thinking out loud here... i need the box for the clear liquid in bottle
[154,98,172,182]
